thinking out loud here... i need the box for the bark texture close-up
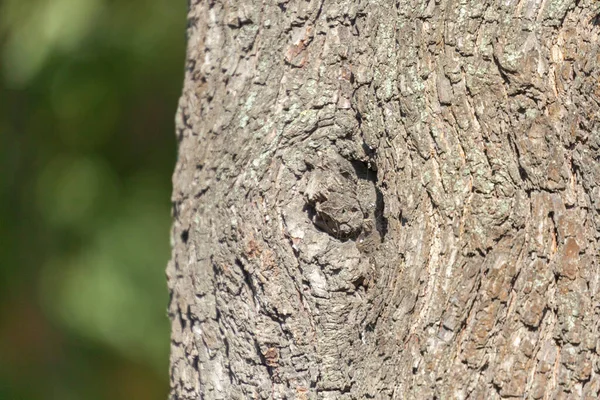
[168,0,600,398]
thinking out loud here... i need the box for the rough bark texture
[168,0,600,398]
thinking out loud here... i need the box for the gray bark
[168,0,600,398]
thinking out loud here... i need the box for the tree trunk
[168,0,600,398]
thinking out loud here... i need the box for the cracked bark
[168,0,600,398]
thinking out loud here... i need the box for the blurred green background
[0,0,187,398]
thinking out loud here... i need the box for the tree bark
[168,0,600,398]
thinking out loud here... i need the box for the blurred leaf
[36,155,119,229]
[1,0,105,86]
[40,174,171,372]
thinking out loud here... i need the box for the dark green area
[0,1,187,398]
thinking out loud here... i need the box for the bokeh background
[0,0,187,398]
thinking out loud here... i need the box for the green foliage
[0,0,186,398]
